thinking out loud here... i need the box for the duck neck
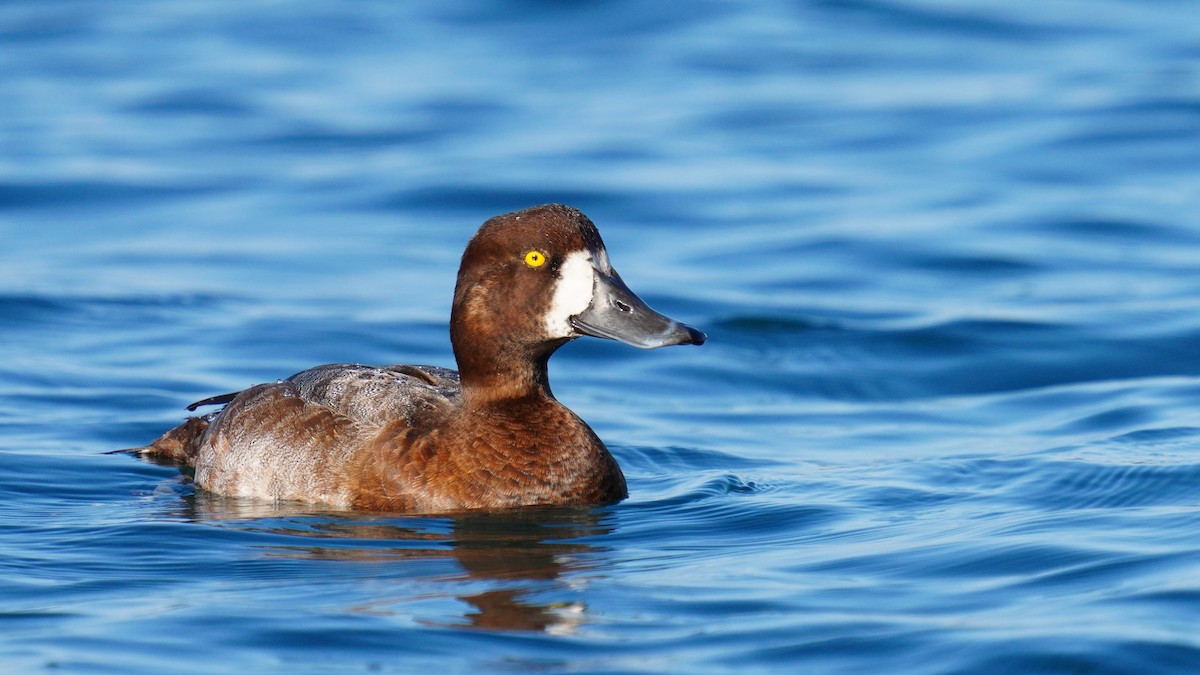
[453,338,565,409]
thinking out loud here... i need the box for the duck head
[450,204,704,396]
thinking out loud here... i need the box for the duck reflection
[173,489,613,633]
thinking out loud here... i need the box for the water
[3,1,1200,672]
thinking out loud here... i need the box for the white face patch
[545,249,596,338]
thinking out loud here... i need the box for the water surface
[3,1,1200,673]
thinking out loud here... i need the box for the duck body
[136,204,704,513]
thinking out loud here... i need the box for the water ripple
[4,0,1200,671]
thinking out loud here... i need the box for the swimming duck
[134,204,705,512]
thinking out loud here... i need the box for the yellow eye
[523,250,547,268]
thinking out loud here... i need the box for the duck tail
[111,416,209,466]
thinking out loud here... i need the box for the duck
[133,204,705,512]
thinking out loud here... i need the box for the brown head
[450,204,705,403]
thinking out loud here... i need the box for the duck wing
[174,363,461,506]
[136,363,460,467]
[284,363,461,427]
[184,363,461,426]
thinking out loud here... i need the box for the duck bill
[570,269,706,349]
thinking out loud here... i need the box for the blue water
[3,1,1200,672]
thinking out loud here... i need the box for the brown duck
[133,204,705,512]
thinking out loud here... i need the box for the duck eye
[523,250,547,268]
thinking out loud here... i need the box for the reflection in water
[462,588,585,634]
[175,487,613,633]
